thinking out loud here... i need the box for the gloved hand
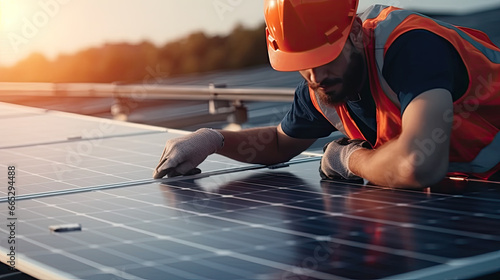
[320,137,371,180]
[153,128,224,179]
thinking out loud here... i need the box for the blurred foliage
[0,22,269,83]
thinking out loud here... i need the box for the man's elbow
[396,154,449,188]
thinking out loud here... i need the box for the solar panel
[1,102,499,280]
[0,102,256,199]
[0,102,167,149]
[0,132,258,198]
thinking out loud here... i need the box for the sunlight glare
[0,0,26,32]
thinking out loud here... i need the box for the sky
[1,0,500,67]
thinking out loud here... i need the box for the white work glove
[320,137,371,180]
[153,128,224,179]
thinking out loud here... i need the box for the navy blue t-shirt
[280,30,468,145]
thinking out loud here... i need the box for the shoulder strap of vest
[362,5,404,108]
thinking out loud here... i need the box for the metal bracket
[209,83,248,125]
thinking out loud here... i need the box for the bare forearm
[349,139,448,188]
[349,89,452,188]
[153,125,314,179]
[349,140,416,187]
[217,126,296,165]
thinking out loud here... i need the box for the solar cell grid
[1,102,499,279]
[0,132,249,199]
[0,161,498,279]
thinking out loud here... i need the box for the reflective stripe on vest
[362,5,500,71]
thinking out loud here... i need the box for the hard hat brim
[268,32,350,72]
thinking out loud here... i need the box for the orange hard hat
[264,0,359,71]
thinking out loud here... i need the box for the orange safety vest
[310,5,500,179]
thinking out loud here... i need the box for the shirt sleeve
[280,80,337,139]
[382,30,468,115]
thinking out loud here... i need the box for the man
[154,0,500,188]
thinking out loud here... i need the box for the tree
[0,22,269,82]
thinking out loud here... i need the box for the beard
[315,50,366,106]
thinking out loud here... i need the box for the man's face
[299,40,365,106]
